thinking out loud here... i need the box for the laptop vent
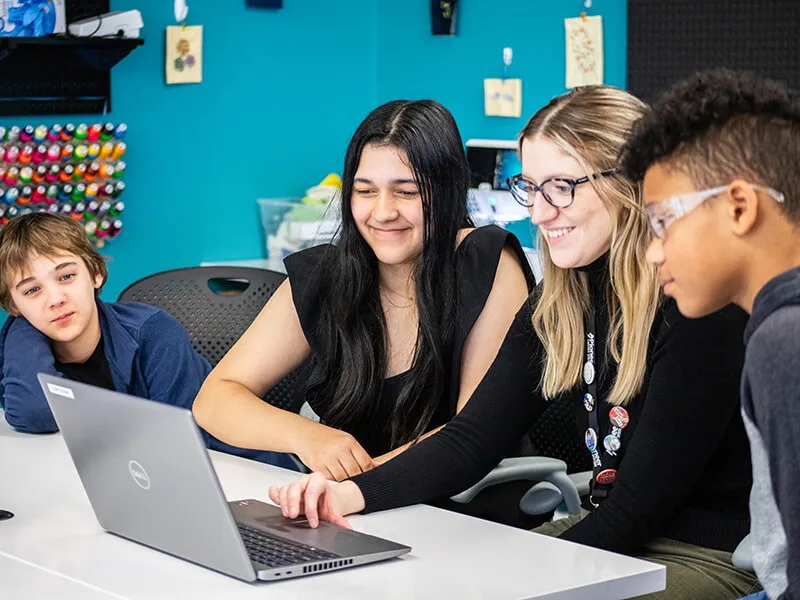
[302,559,353,574]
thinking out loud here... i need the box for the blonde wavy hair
[522,86,660,406]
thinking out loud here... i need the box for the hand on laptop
[269,472,366,529]
[295,425,377,481]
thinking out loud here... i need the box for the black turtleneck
[352,255,753,556]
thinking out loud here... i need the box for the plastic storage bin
[258,198,339,259]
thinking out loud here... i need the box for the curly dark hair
[620,68,800,223]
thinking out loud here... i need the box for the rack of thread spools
[0,122,127,247]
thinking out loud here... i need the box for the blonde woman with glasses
[269,87,760,599]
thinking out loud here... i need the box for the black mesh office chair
[118,266,303,413]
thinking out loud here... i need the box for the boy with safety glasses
[621,68,800,600]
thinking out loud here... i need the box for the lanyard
[583,306,629,507]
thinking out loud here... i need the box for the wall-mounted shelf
[0,0,143,116]
[0,36,144,116]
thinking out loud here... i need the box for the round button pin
[583,393,595,412]
[609,406,630,429]
[583,361,595,385]
[585,428,598,452]
[596,469,617,485]
[603,434,621,455]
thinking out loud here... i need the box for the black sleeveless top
[283,225,535,456]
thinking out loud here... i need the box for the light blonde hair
[521,86,660,406]
[0,213,108,313]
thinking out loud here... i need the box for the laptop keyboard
[237,523,340,569]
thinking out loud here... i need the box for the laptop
[37,374,410,582]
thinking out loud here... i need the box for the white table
[0,418,664,599]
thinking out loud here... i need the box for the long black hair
[309,100,473,447]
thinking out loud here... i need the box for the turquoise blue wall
[1,0,627,324]
[377,0,627,143]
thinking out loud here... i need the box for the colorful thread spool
[114,123,127,140]
[109,200,125,217]
[71,202,86,220]
[88,124,102,142]
[4,146,19,164]
[98,200,112,217]
[33,125,48,144]
[85,183,99,200]
[86,162,100,182]
[73,163,87,181]
[58,184,74,202]
[112,181,125,198]
[59,165,74,182]
[32,144,47,164]
[20,125,34,143]
[19,185,32,204]
[19,166,33,184]
[46,164,61,182]
[47,144,61,162]
[88,143,101,160]
[112,161,125,179]
[47,203,59,214]
[5,167,19,186]
[45,185,58,204]
[74,123,88,141]
[85,200,100,219]
[72,183,86,201]
[33,165,47,184]
[0,126,6,142]
[33,185,46,203]
[98,163,114,179]
[6,126,20,143]
[96,219,112,238]
[99,142,114,160]
[111,142,126,160]
[110,219,123,238]
[47,124,62,142]
[0,188,5,204]
[85,220,98,238]
[99,183,114,198]
[5,188,19,204]
[59,203,73,216]
[61,144,75,161]
[60,124,75,142]
[101,123,115,141]
[74,144,89,161]
[19,145,34,164]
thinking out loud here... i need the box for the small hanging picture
[564,16,603,88]
[483,78,522,118]
[166,25,203,84]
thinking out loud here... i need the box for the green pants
[534,510,761,599]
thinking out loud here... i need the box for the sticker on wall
[166,25,203,84]
[483,78,522,118]
[564,15,603,88]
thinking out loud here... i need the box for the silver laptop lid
[37,373,257,582]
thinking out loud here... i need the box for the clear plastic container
[258,198,339,258]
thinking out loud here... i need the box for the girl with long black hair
[193,100,533,480]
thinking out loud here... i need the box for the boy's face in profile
[642,163,739,319]
[8,252,103,346]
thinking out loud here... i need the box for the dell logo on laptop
[128,460,151,490]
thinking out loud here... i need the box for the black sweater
[351,260,752,555]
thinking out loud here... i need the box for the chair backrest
[525,396,592,474]
[118,266,303,413]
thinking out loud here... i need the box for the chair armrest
[732,533,753,571]
[569,470,592,497]
[450,456,567,504]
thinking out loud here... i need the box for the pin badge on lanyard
[585,427,602,467]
